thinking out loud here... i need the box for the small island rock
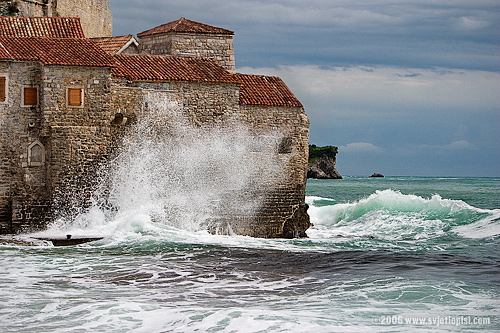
[370,173,384,178]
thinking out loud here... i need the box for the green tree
[308,144,338,163]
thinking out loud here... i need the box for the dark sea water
[1,177,499,332]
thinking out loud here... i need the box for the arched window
[28,141,45,167]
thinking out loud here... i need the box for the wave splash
[39,93,290,240]
[306,189,500,240]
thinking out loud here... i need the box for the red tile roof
[234,74,303,107]
[112,54,237,83]
[0,36,114,67]
[0,16,85,38]
[91,35,138,55]
[138,17,233,38]
[0,41,10,59]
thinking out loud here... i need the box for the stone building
[0,0,112,37]
[110,55,310,237]
[0,13,310,238]
[0,30,115,232]
[138,17,236,73]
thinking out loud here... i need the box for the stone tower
[137,17,236,73]
[0,0,112,37]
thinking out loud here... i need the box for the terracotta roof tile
[138,17,233,38]
[0,36,114,67]
[112,54,237,83]
[0,43,10,59]
[234,74,303,107]
[0,16,85,38]
[91,35,138,55]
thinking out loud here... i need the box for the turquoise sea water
[1,177,499,332]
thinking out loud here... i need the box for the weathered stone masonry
[0,33,115,233]
[0,61,47,232]
[0,10,311,238]
[0,0,112,38]
[138,17,236,73]
[0,60,113,233]
[238,104,310,238]
[42,66,113,220]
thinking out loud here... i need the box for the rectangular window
[0,77,6,102]
[67,88,83,107]
[23,87,38,106]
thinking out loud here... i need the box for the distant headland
[307,145,342,179]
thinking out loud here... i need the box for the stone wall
[0,0,51,16]
[172,81,240,123]
[108,79,310,238]
[108,79,180,140]
[139,33,236,73]
[56,0,112,37]
[110,79,240,126]
[41,65,112,221]
[120,43,140,55]
[0,62,113,233]
[0,61,46,233]
[0,0,112,37]
[237,104,310,237]
[1,62,310,237]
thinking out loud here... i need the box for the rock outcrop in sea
[308,157,342,179]
[370,173,384,178]
[307,145,342,179]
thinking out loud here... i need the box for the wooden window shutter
[24,87,37,106]
[0,77,5,102]
[68,88,82,106]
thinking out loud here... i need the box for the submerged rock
[34,236,104,246]
[0,235,50,246]
[281,203,310,238]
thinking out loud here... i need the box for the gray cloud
[108,0,500,176]
[110,0,500,71]
[340,142,384,153]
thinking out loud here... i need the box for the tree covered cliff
[307,145,342,179]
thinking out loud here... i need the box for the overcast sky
[108,0,499,177]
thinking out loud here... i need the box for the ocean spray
[47,92,291,236]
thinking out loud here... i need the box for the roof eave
[138,30,234,39]
[116,38,139,55]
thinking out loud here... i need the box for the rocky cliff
[307,145,342,179]
[307,157,342,179]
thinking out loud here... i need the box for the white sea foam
[306,189,499,241]
[453,209,500,238]
[4,178,499,333]
[305,196,336,204]
[39,92,291,240]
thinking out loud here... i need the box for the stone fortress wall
[56,0,112,37]
[105,79,309,238]
[0,61,113,233]
[0,0,112,37]
[0,0,310,238]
